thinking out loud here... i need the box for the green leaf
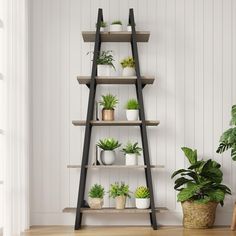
[177,184,200,202]
[194,196,211,204]
[174,177,192,190]
[230,105,236,126]
[232,147,236,161]
[181,147,197,165]
[171,169,188,179]
[206,189,225,203]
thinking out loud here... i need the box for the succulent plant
[122,142,142,155]
[111,20,122,25]
[97,138,121,151]
[120,57,135,68]
[99,94,118,110]
[135,186,150,199]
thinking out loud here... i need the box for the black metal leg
[129,8,158,230]
[74,8,103,230]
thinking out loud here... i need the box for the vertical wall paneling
[30,0,236,226]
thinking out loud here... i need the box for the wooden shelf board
[67,165,165,169]
[82,31,150,42]
[63,207,168,214]
[77,76,154,85]
[72,120,160,126]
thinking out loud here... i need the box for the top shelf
[82,31,150,42]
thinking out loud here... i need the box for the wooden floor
[22,226,236,236]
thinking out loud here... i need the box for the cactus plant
[135,186,150,199]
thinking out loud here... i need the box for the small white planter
[135,198,150,209]
[100,27,105,32]
[100,150,116,165]
[126,109,139,121]
[110,24,122,32]
[125,153,138,166]
[127,25,132,31]
[97,64,112,76]
[122,67,136,76]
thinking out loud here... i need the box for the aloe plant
[217,105,236,160]
[122,142,142,155]
[97,138,121,151]
[135,186,150,198]
[171,147,231,206]
[99,94,118,110]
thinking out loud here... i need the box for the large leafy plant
[109,182,131,198]
[171,147,231,206]
[122,142,142,155]
[97,138,121,151]
[89,184,105,198]
[99,94,118,110]
[217,105,236,160]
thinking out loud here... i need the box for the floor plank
[22,226,236,236]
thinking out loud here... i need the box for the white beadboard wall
[29,0,236,226]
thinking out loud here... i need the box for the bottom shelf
[63,207,168,214]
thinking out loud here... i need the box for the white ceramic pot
[125,153,138,166]
[100,150,116,165]
[110,24,122,32]
[135,198,150,209]
[97,64,112,76]
[100,27,105,32]
[88,197,104,209]
[127,25,132,31]
[126,109,139,121]
[122,67,136,76]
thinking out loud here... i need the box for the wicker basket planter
[181,201,218,229]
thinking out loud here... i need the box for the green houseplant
[96,21,107,31]
[171,147,231,229]
[125,99,139,121]
[88,184,105,209]
[110,20,122,32]
[97,138,121,165]
[96,50,115,76]
[109,182,131,209]
[217,105,236,161]
[122,141,142,165]
[99,94,118,121]
[120,57,135,76]
[134,186,150,209]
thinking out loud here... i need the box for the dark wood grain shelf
[63,207,168,214]
[82,31,150,42]
[67,165,165,169]
[72,120,160,126]
[77,76,155,86]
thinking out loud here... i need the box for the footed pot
[135,198,150,209]
[102,109,114,121]
[115,195,126,209]
[88,197,104,209]
[110,24,122,32]
[100,150,116,165]
[127,25,132,31]
[97,64,112,76]
[181,201,218,229]
[126,109,139,121]
[125,153,138,166]
[122,67,136,76]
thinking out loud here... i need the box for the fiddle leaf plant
[171,147,231,206]
[217,105,236,161]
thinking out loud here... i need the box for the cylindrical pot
[125,153,138,165]
[100,27,105,32]
[102,109,114,121]
[135,198,150,209]
[100,150,116,165]
[126,109,139,121]
[181,201,218,229]
[122,67,136,76]
[127,25,132,31]
[97,64,112,76]
[115,195,126,209]
[110,24,122,32]
[88,197,104,209]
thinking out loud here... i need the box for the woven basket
[181,201,218,229]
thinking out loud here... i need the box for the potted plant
[88,184,105,209]
[217,105,236,160]
[134,186,150,209]
[109,182,131,209]
[99,94,118,121]
[171,147,231,229]
[127,23,132,32]
[97,50,115,76]
[110,20,122,31]
[120,57,135,76]
[125,99,139,121]
[96,21,107,31]
[122,141,142,165]
[97,138,121,165]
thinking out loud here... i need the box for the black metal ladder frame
[74,8,157,230]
